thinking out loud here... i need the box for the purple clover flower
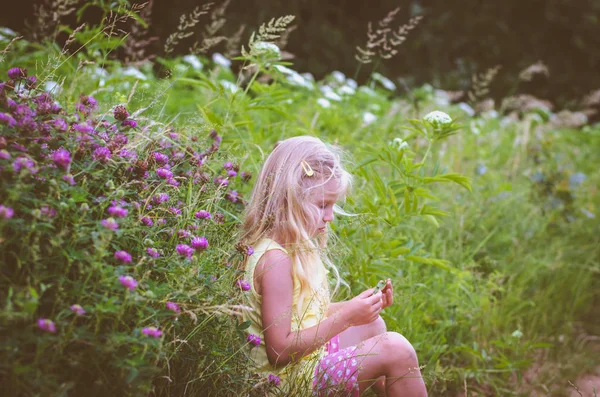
[166,301,180,313]
[142,326,162,338]
[0,150,10,160]
[38,318,56,333]
[52,148,71,169]
[191,236,208,251]
[169,207,181,216]
[153,193,169,204]
[40,206,56,218]
[156,168,173,179]
[141,216,153,226]
[194,210,211,220]
[167,178,180,187]
[176,244,194,258]
[153,152,169,165]
[237,280,251,291]
[247,334,261,346]
[100,218,119,231]
[12,156,36,173]
[0,112,16,128]
[114,250,132,263]
[147,247,160,258]
[113,105,129,121]
[268,374,281,386]
[70,304,86,316]
[247,246,254,256]
[73,123,94,134]
[225,190,239,203]
[240,171,252,182]
[62,175,76,185]
[108,205,128,218]
[121,119,137,129]
[0,205,14,219]
[178,229,191,239]
[223,161,233,170]
[93,147,111,163]
[119,275,138,291]
[227,169,237,178]
[214,175,229,187]
[8,67,26,80]
[50,118,68,132]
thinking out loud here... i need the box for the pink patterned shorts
[312,334,360,396]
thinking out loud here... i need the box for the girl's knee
[370,315,386,335]
[381,332,418,364]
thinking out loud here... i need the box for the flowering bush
[0,67,253,395]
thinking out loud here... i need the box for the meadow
[0,11,598,397]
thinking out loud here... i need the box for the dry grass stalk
[241,15,295,57]
[519,60,549,81]
[467,65,502,104]
[122,1,159,66]
[224,24,246,58]
[0,36,24,62]
[355,7,423,64]
[164,3,213,54]
[189,0,230,55]
[28,0,79,41]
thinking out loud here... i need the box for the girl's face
[308,178,340,236]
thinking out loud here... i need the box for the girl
[239,136,427,396]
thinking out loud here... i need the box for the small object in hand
[372,279,386,295]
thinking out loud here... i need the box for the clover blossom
[147,248,160,258]
[247,246,254,256]
[166,301,180,313]
[227,169,237,178]
[108,205,128,218]
[240,171,252,182]
[223,161,233,170]
[247,334,261,346]
[121,119,137,129]
[0,150,10,160]
[0,112,16,128]
[0,205,14,219]
[225,190,239,203]
[70,304,86,316]
[268,374,281,386]
[52,148,71,169]
[191,236,208,251]
[156,168,173,179]
[142,326,163,338]
[178,229,191,239]
[114,250,132,263]
[141,216,153,226]
[38,318,56,333]
[153,193,169,204]
[237,280,251,291]
[62,175,76,185]
[113,105,129,121]
[93,147,111,163]
[153,152,169,165]
[119,275,138,291]
[194,210,211,220]
[100,218,119,231]
[176,244,194,258]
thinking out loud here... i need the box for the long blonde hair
[240,136,352,312]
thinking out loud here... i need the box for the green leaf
[405,255,454,272]
[423,214,440,228]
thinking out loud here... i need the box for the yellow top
[241,238,331,393]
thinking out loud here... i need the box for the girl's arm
[326,301,348,317]
[257,250,381,368]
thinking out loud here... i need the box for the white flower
[273,65,314,90]
[434,89,451,106]
[44,81,62,95]
[389,137,409,150]
[346,78,358,89]
[317,98,331,108]
[212,53,231,68]
[338,85,356,96]
[220,80,239,93]
[372,72,396,91]
[122,66,147,80]
[321,86,341,101]
[182,54,203,70]
[273,65,294,74]
[362,112,377,125]
[423,111,452,126]
[301,73,315,82]
[252,41,281,60]
[358,86,377,96]
[331,70,346,83]
[457,102,475,116]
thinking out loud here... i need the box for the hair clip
[301,160,314,177]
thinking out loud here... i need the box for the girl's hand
[381,279,393,309]
[343,288,383,326]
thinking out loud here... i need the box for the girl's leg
[338,316,387,395]
[354,332,427,397]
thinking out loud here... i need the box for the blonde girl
[239,136,427,396]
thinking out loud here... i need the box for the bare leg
[338,316,387,396]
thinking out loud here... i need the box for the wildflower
[247,333,261,346]
[12,156,36,173]
[142,326,163,338]
[166,301,180,313]
[108,205,128,218]
[121,119,137,129]
[0,149,10,159]
[37,318,56,333]
[268,374,281,386]
[62,175,76,185]
[153,152,169,165]
[141,216,153,226]
[372,72,396,91]
[93,147,112,163]
[153,193,169,204]
[176,244,194,258]
[167,178,180,187]
[252,41,281,60]
[156,168,173,179]
[114,250,132,263]
[227,169,237,178]
[317,98,331,108]
[119,275,138,290]
[26,75,37,89]
[214,175,229,186]
[191,236,208,251]
[70,304,86,315]
[157,218,167,225]
[147,247,160,258]
[237,280,251,291]
[52,148,71,169]
[40,206,56,218]
[212,53,231,68]
[8,67,26,80]
[389,137,409,151]
[0,112,16,128]
[194,210,211,220]
[100,218,119,231]
[0,205,14,219]
[183,54,203,70]
[247,246,254,256]
[223,161,234,170]
[178,229,191,239]
[362,112,377,125]
[213,212,224,224]
[169,207,182,216]
[423,111,452,127]
[113,105,129,121]
[240,171,252,182]
[225,190,239,203]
